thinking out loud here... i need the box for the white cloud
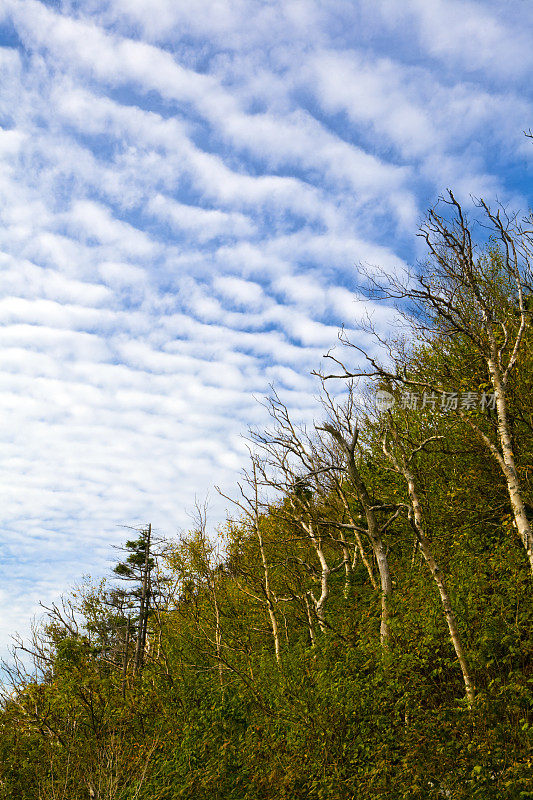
[400,0,533,80]
[147,194,256,241]
[66,200,156,257]
[98,261,148,288]
[0,0,530,657]
[213,276,265,308]
[9,1,417,223]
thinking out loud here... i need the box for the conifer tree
[113,524,155,673]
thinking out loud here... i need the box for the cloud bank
[0,0,531,655]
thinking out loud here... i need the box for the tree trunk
[408,475,475,705]
[255,511,282,663]
[344,444,391,646]
[121,616,130,699]
[487,357,533,574]
[338,529,352,599]
[324,424,392,648]
[301,520,330,634]
[335,481,378,590]
[134,523,151,673]
[304,593,316,647]
[384,433,475,705]
[211,574,224,687]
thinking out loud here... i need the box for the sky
[0,0,532,659]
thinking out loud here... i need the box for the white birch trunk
[301,520,330,634]
[384,432,475,706]
[256,524,281,662]
[487,356,533,574]
[253,463,282,663]
[336,483,378,591]
[338,530,352,599]
[345,451,392,648]
[324,425,392,649]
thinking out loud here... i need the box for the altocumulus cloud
[0,0,532,657]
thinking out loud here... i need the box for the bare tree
[217,456,283,665]
[318,387,396,650]
[381,415,475,705]
[191,501,225,686]
[249,393,347,637]
[250,389,394,650]
[319,191,533,576]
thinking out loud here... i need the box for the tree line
[0,192,532,799]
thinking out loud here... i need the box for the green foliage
[1,240,533,798]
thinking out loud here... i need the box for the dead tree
[322,422,393,649]
[192,502,225,686]
[217,455,283,665]
[250,393,346,638]
[319,191,533,576]
[381,417,475,706]
[251,390,387,645]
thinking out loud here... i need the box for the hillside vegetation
[1,195,532,799]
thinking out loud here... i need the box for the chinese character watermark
[376,389,496,412]
[376,390,395,411]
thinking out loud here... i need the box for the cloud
[0,0,531,659]
[378,0,533,81]
[66,200,156,256]
[9,1,417,224]
[147,194,256,242]
[213,276,265,309]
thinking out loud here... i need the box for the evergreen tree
[113,523,157,673]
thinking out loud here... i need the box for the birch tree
[381,414,475,705]
[250,394,347,638]
[318,415,395,649]
[321,191,533,576]
[217,457,283,664]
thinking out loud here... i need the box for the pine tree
[113,524,155,673]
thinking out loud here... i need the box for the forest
[1,191,532,799]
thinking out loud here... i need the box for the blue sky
[0,0,532,656]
